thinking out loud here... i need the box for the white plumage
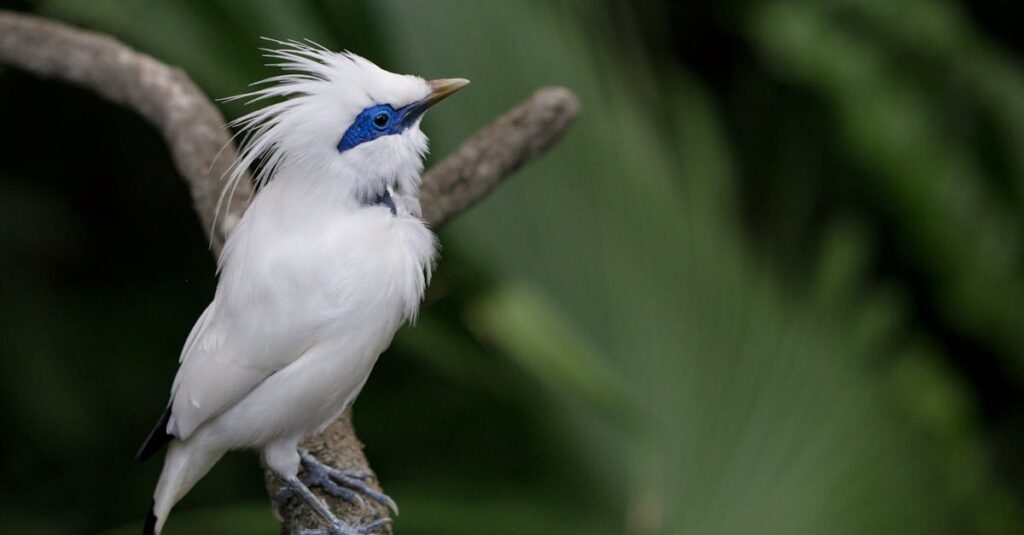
[141,40,466,535]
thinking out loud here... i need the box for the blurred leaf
[469,283,632,421]
[751,0,1024,380]
[376,1,971,533]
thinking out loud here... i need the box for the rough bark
[0,9,580,534]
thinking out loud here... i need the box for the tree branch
[0,9,580,534]
[0,10,252,252]
[420,86,580,227]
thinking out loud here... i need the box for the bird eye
[373,113,390,128]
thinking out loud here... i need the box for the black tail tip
[136,406,173,463]
[143,500,157,535]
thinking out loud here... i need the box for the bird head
[223,40,468,207]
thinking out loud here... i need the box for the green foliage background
[0,1,1022,533]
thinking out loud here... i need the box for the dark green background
[1,1,1023,533]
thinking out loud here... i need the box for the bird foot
[273,467,393,535]
[298,453,399,515]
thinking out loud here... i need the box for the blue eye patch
[337,100,428,153]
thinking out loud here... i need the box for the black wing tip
[143,500,157,535]
[135,406,174,463]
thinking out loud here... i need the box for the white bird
[136,40,468,535]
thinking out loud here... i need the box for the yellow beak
[426,78,470,107]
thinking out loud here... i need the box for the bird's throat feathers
[264,124,426,216]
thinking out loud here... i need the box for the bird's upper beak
[401,78,469,126]
[425,78,470,108]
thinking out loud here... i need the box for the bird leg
[276,476,391,535]
[298,452,399,515]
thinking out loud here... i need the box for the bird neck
[268,159,423,216]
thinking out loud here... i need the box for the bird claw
[279,454,395,535]
[300,453,399,515]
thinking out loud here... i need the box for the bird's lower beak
[401,78,469,126]
[425,78,470,108]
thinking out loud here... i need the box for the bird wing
[166,300,309,440]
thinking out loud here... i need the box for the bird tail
[146,439,225,535]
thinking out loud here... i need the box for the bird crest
[214,39,430,232]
